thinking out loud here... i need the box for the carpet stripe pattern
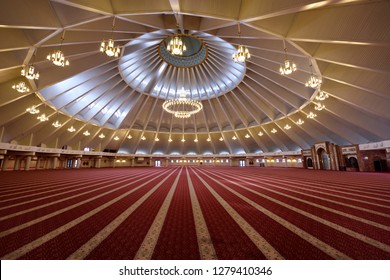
[0,167,389,260]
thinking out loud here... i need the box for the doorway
[239,159,246,167]
[155,160,161,167]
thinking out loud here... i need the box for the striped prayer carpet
[0,167,389,260]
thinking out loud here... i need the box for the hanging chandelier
[162,87,203,118]
[279,40,296,75]
[68,126,76,132]
[305,63,322,88]
[21,65,39,80]
[26,105,40,114]
[47,31,69,67]
[52,120,62,128]
[232,23,250,63]
[99,133,105,139]
[167,35,187,56]
[316,91,329,101]
[100,17,121,57]
[37,113,49,122]
[12,81,30,93]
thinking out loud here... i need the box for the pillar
[96,158,101,168]
[14,157,21,171]
[52,157,58,169]
[2,156,9,171]
[25,156,32,171]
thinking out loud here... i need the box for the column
[25,156,32,171]
[2,156,9,171]
[131,158,135,167]
[52,157,58,169]
[14,157,21,171]
[96,158,101,168]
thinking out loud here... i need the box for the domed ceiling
[0,0,389,155]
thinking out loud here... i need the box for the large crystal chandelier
[167,35,186,56]
[232,22,250,63]
[279,40,297,75]
[47,31,69,67]
[162,87,203,118]
[100,17,121,57]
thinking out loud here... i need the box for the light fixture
[68,126,76,132]
[194,138,198,142]
[114,136,119,141]
[47,30,69,67]
[219,137,224,141]
[307,112,317,119]
[37,113,49,122]
[167,35,187,56]
[279,40,297,75]
[207,137,211,142]
[271,128,277,133]
[181,138,186,142]
[141,135,146,140]
[232,135,237,140]
[83,130,90,136]
[26,105,40,114]
[155,137,160,141]
[52,120,62,128]
[21,49,40,80]
[296,118,304,125]
[305,63,322,88]
[258,131,263,136]
[100,17,121,57]
[314,102,325,111]
[316,91,329,101]
[99,133,105,139]
[168,137,173,142]
[162,87,203,118]
[127,134,132,139]
[284,124,291,130]
[232,22,250,63]
[245,133,250,138]
[12,81,30,93]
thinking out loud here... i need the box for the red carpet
[0,167,389,260]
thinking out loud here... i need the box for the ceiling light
[307,112,317,119]
[37,114,49,122]
[207,137,211,142]
[296,118,304,125]
[141,135,146,140]
[316,91,329,101]
[219,137,223,141]
[194,138,198,142]
[232,135,237,140]
[114,136,119,141]
[83,130,90,136]
[68,126,76,132]
[181,138,186,142]
[47,31,69,67]
[168,137,173,142]
[26,105,40,114]
[258,131,263,136]
[245,133,250,138]
[99,133,105,139]
[284,124,291,130]
[52,120,62,128]
[232,22,250,63]
[314,102,325,111]
[155,137,160,141]
[21,65,39,80]
[162,87,203,118]
[271,128,277,133]
[279,40,296,75]
[127,134,132,139]
[305,62,322,88]
[12,81,30,93]
[166,35,186,56]
[100,17,121,57]
[305,74,322,88]
[21,50,40,80]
